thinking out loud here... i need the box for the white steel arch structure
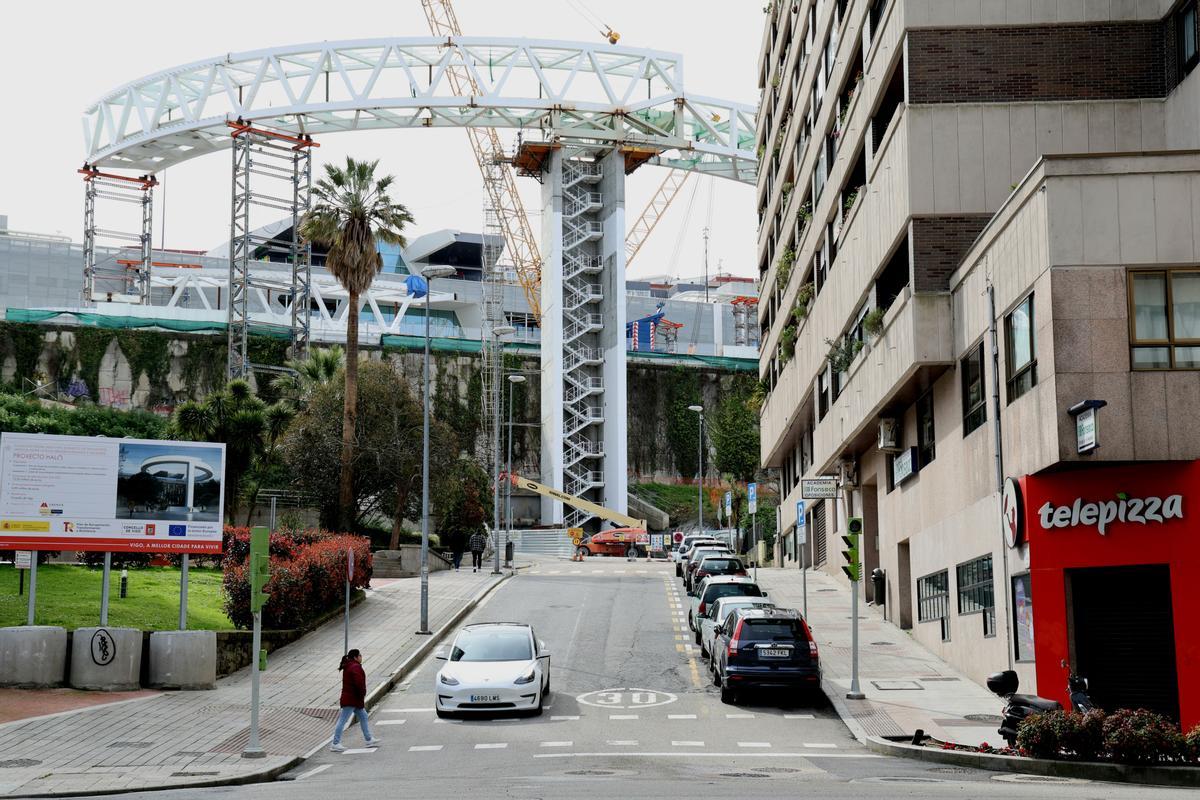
[81,36,759,531]
[82,37,757,183]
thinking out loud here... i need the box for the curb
[864,736,1200,788]
[819,677,870,745]
[6,573,513,799]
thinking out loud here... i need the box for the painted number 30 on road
[575,688,678,709]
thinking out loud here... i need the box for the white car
[698,596,775,662]
[435,623,550,718]
[674,536,722,574]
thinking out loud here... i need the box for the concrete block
[148,630,216,690]
[69,627,142,691]
[0,626,68,687]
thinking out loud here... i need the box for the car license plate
[761,648,789,658]
[470,694,500,702]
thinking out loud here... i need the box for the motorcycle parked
[986,663,1094,747]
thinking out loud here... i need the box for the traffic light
[249,526,271,613]
[841,517,863,582]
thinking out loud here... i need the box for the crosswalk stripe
[672,740,704,747]
[408,745,443,752]
[541,741,573,747]
[606,740,639,746]
[475,743,508,749]
[375,719,407,726]
[784,713,815,719]
[551,715,580,721]
[668,714,697,720]
[609,714,638,720]
[738,742,771,748]
[803,743,839,748]
[726,713,754,719]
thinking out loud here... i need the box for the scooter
[986,662,1094,747]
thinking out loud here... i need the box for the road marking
[376,719,407,726]
[475,743,508,749]
[803,743,839,748]
[540,741,573,747]
[551,715,580,721]
[341,747,378,754]
[738,742,771,748]
[674,635,685,641]
[676,644,685,652]
[667,714,697,720]
[725,713,754,719]
[784,714,815,719]
[672,740,704,747]
[381,708,433,713]
[609,714,638,720]
[408,745,443,752]
[433,719,448,724]
[294,764,331,780]
[606,740,639,746]
[534,752,883,759]
[570,570,582,574]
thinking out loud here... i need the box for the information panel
[0,433,226,554]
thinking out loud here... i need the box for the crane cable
[566,0,620,43]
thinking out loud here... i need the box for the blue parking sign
[796,500,807,545]
[748,483,757,514]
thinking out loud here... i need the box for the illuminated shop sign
[1037,493,1183,535]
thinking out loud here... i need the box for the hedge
[221,527,372,630]
[1018,709,1199,765]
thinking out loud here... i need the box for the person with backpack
[468,530,488,572]
[329,649,380,752]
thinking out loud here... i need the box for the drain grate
[752,767,802,774]
[566,769,616,776]
[858,776,949,784]
[108,741,153,748]
[721,772,769,778]
[870,641,895,646]
[0,759,42,768]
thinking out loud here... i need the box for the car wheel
[712,663,721,686]
[625,546,635,559]
[700,640,708,658]
[675,564,682,577]
[543,675,551,697]
[531,689,544,717]
[720,679,737,705]
[693,627,701,645]
[575,545,589,558]
[687,612,694,631]
[436,707,453,720]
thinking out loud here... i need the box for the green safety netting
[5,308,291,338]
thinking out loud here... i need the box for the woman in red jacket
[329,649,380,752]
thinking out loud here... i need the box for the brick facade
[911,216,991,293]
[908,24,1166,104]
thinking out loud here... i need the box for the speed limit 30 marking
[575,688,679,709]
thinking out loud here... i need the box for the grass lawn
[0,565,232,630]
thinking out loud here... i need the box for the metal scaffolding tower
[80,166,157,304]
[227,121,316,379]
[480,157,509,472]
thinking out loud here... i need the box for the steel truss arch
[82,36,758,183]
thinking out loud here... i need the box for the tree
[710,377,761,484]
[280,360,455,533]
[299,158,414,530]
[169,379,268,521]
[435,457,493,554]
[665,368,703,478]
[271,345,344,412]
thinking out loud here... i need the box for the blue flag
[405,274,428,299]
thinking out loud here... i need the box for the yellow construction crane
[505,473,647,530]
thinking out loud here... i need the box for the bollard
[120,569,128,599]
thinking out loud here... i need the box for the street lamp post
[688,404,704,534]
[418,264,455,635]
[505,374,526,569]
[491,325,517,575]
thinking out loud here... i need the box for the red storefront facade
[1017,461,1199,729]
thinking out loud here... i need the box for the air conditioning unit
[878,418,900,452]
[839,458,858,489]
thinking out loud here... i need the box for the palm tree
[272,345,345,411]
[299,158,414,531]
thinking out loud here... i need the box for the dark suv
[711,607,820,705]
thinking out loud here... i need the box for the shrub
[1016,710,1067,759]
[1102,708,1183,765]
[1185,724,1200,763]
[222,529,372,630]
[1060,710,1107,761]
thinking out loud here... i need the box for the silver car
[698,596,775,662]
[687,575,767,635]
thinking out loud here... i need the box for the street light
[505,373,527,568]
[491,325,517,575]
[688,404,704,534]
[418,264,455,635]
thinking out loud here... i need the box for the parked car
[710,607,820,705]
[684,546,733,592]
[698,595,775,660]
[434,623,551,718]
[687,575,766,634]
[575,527,649,558]
[674,535,721,575]
[693,555,748,586]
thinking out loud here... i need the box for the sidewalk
[0,568,508,798]
[754,566,1001,747]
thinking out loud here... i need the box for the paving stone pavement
[753,566,1002,747]
[0,568,504,797]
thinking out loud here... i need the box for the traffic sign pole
[843,515,865,700]
[99,552,111,626]
[243,527,270,759]
[26,550,37,626]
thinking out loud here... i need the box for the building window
[1181,1,1198,74]
[961,342,987,435]
[1129,269,1200,369]
[916,390,935,467]
[817,371,830,420]
[917,570,951,641]
[1012,573,1035,662]
[1005,293,1037,402]
[957,555,996,637]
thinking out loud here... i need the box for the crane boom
[625,170,691,267]
[421,0,544,320]
[506,473,646,530]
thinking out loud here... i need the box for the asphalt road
[111,559,1192,799]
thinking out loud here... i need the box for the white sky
[0,0,762,282]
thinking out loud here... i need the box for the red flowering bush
[1102,709,1183,765]
[1185,724,1200,763]
[222,527,372,630]
[1060,709,1107,761]
[1016,710,1068,759]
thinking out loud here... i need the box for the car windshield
[704,583,764,603]
[717,601,770,622]
[691,549,727,562]
[740,619,804,641]
[700,559,740,571]
[450,629,532,662]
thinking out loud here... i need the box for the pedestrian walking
[451,540,464,571]
[329,649,380,752]
[469,530,487,572]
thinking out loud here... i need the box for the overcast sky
[0,1,761,282]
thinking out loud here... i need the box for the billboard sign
[0,433,226,554]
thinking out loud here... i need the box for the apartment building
[755,0,1200,729]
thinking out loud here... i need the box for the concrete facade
[755,0,1200,693]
